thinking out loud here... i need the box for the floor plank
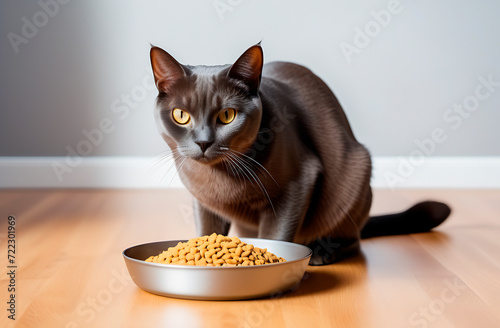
[0,189,499,328]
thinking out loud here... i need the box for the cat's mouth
[191,152,224,165]
[180,146,229,166]
[197,156,210,163]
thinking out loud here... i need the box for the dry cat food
[146,233,286,266]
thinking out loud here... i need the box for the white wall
[0,0,499,188]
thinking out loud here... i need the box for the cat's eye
[172,108,190,125]
[218,108,236,124]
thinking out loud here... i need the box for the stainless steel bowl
[123,238,312,300]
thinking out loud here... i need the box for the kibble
[145,233,286,267]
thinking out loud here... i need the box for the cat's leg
[307,183,371,265]
[193,199,231,236]
[307,191,372,265]
[257,156,321,242]
[307,237,360,265]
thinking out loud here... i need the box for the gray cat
[150,44,450,265]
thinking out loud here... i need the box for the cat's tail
[360,201,451,239]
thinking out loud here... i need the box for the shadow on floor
[276,251,368,300]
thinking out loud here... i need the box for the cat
[149,43,451,265]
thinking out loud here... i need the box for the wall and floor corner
[1,1,499,190]
[0,156,499,189]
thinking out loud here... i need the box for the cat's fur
[150,44,451,265]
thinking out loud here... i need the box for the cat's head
[150,44,264,165]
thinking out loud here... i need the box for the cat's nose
[195,141,213,153]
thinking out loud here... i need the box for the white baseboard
[371,156,500,189]
[0,156,499,189]
[0,156,186,189]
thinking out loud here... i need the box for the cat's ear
[150,46,187,93]
[227,44,263,94]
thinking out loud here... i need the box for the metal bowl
[123,238,312,300]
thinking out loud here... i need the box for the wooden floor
[1,189,499,328]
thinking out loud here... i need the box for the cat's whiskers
[159,156,179,186]
[225,151,277,217]
[224,151,264,189]
[224,152,255,187]
[218,146,245,185]
[146,151,171,172]
[227,148,279,187]
[219,152,239,184]
[166,156,187,188]
[146,148,180,176]
[225,152,259,191]
[155,148,188,186]
[220,156,230,178]
[150,155,175,175]
[144,154,176,184]
[147,146,191,185]
[220,146,271,186]
[221,153,245,186]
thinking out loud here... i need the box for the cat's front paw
[306,237,360,265]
